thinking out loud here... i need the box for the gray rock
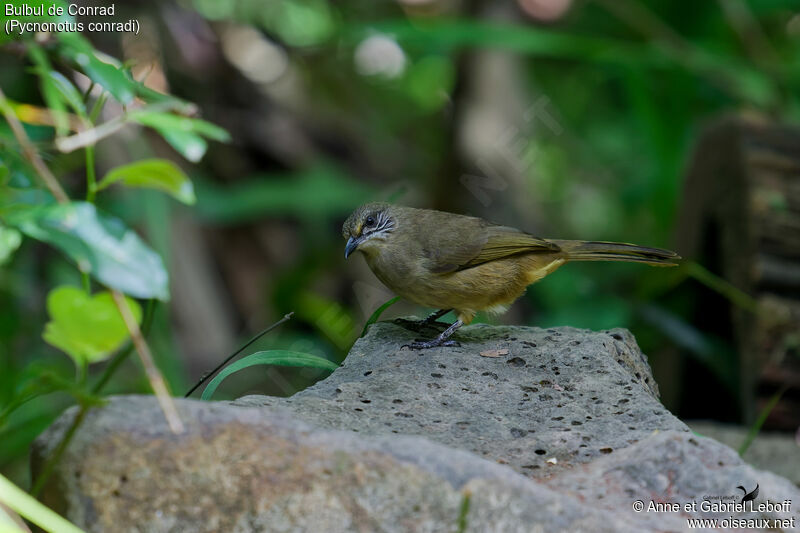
[237,322,678,477]
[687,420,800,486]
[33,322,800,532]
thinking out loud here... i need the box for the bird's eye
[365,215,376,227]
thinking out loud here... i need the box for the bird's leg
[403,319,463,350]
[395,309,452,333]
[421,308,452,326]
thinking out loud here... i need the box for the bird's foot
[402,338,460,350]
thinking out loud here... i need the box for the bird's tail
[552,240,680,267]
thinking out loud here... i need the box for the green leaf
[128,110,230,162]
[98,159,196,204]
[47,71,87,118]
[7,202,169,300]
[57,34,136,104]
[0,226,22,265]
[27,44,69,135]
[360,296,400,337]
[404,56,455,111]
[272,0,336,47]
[43,286,142,366]
[201,350,338,400]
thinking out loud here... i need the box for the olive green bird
[342,203,679,349]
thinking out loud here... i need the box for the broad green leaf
[157,130,207,163]
[133,84,195,114]
[7,202,169,300]
[201,350,338,400]
[43,286,141,366]
[128,111,230,141]
[98,159,196,204]
[57,34,136,104]
[360,296,400,337]
[0,227,22,265]
[128,110,230,162]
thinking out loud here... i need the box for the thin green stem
[85,144,96,203]
[75,360,88,386]
[686,262,759,313]
[0,473,84,533]
[738,384,790,456]
[81,272,91,294]
[81,81,94,102]
[87,92,107,124]
[30,407,87,497]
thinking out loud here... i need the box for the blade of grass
[200,350,338,400]
[738,384,789,456]
[360,297,400,338]
[184,312,294,397]
[686,261,758,313]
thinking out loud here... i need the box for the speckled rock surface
[32,322,800,532]
[236,321,680,477]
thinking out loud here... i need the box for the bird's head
[342,202,395,259]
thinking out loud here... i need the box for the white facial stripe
[375,211,394,233]
[361,211,394,242]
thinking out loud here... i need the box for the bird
[342,203,679,350]
[737,484,759,504]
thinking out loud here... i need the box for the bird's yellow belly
[375,254,566,320]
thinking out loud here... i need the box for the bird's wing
[461,225,560,268]
[419,214,559,273]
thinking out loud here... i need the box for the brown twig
[0,87,69,204]
[55,115,127,153]
[111,290,184,433]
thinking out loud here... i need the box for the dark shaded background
[2,0,799,486]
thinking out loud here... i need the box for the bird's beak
[344,236,359,259]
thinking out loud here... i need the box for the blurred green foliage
[0,0,798,504]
